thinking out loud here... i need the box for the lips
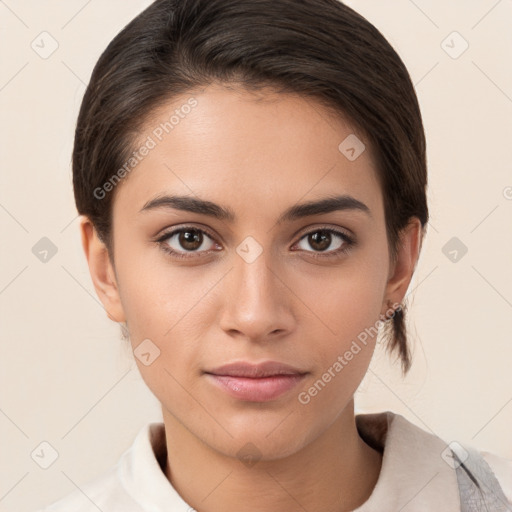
[204,361,308,402]
[206,360,306,378]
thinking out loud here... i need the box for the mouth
[204,361,308,402]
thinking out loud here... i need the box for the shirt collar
[117,411,461,511]
[353,410,461,511]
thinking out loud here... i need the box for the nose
[218,244,296,343]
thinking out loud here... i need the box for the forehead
[112,84,383,222]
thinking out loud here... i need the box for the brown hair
[72,0,429,375]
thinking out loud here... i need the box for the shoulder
[34,423,160,512]
[356,410,512,510]
[481,450,512,506]
[394,413,512,507]
[34,464,142,512]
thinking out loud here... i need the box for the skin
[80,83,422,511]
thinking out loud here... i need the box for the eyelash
[155,225,356,260]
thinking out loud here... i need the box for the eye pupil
[309,231,331,251]
[179,229,202,250]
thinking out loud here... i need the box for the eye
[293,228,355,258]
[156,226,220,259]
[155,225,355,261]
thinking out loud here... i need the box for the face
[90,84,410,460]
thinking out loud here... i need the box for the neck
[162,400,383,512]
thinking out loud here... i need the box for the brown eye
[296,228,356,258]
[159,227,218,257]
[178,229,204,251]
[308,231,332,251]
[296,229,346,253]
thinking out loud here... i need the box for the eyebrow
[139,193,371,223]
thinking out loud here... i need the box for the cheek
[114,251,221,381]
[293,258,387,348]
[115,244,204,338]
[293,270,383,415]
[117,261,210,410]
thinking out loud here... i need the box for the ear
[79,215,126,324]
[381,217,423,317]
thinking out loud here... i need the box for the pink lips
[205,361,308,402]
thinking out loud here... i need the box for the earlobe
[381,217,423,316]
[79,216,126,324]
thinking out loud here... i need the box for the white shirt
[37,411,512,511]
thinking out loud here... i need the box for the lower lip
[206,373,306,402]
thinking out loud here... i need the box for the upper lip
[205,361,308,378]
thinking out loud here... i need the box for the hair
[72,0,429,376]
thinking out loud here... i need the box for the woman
[38,0,512,510]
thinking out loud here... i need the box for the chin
[205,414,318,462]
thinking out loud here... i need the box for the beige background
[0,1,511,510]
